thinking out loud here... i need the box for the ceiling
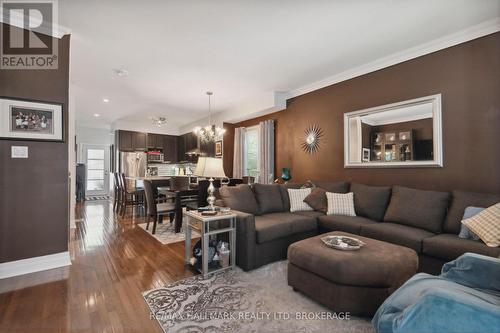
[361,101,433,126]
[58,0,500,133]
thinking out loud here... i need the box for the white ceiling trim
[361,112,433,126]
[287,18,500,99]
[190,18,499,128]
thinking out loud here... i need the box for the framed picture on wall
[0,97,64,142]
[362,148,370,162]
[215,140,223,157]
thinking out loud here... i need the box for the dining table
[157,186,198,233]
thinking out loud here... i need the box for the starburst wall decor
[301,124,324,154]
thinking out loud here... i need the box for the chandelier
[193,91,225,142]
[151,116,167,127]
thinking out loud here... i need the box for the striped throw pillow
[326,192,356,216]
[462,203,500,247]
[288,188,313,212]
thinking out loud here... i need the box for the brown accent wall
[224,33,500,194]
[0,24,70,263]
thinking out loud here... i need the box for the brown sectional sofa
[217,182,500,274]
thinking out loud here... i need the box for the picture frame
[362,148,370,162]
[215,140,223,157]
[0,97,64,142]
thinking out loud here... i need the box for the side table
[184,210,237,277]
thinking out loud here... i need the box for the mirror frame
[344,94,443,168]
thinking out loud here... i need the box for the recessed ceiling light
[103,98,110,103]
[94,113,100,117]
[112,68,129,77]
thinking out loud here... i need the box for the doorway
[82,144,110,197]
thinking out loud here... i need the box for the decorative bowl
[321,235,366,251]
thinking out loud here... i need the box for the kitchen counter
[125,175,194,181]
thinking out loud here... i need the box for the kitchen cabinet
[132,132,147,151]
[147,133,163,149]
[177,134,186,162]
[200,140,215,157]
[118,130,133,151]
[117,130,147,151]
[163,135,178,163]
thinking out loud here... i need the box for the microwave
[147,152,164,163]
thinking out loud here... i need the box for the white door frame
[81,143,111,196]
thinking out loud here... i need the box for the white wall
[76,126,114,162]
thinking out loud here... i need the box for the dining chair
[242,176,255,184]
[113,172,121,212]
[119,173,145,218]
[143,180,175,234]
[170,176,198,208]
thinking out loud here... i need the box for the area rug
[137,221,199,245]
[85,195,110,201]
[143,261,374,333]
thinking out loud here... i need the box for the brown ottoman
[288,231,418,316]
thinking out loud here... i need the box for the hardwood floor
[0,200,196,333]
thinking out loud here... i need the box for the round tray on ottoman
[287,231,418,316]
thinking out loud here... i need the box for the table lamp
[194,157,226,211]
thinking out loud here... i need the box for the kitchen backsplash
[148,163,197,176]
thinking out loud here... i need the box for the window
[244,126,259,178]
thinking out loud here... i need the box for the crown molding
[287,18,500,99]
[0,251,71,279]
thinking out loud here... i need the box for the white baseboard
[0,252,71,280]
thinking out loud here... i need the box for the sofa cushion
[350,183,392,221]
[278,183,303,211]
[312,181,349,194]
[384,186,450,233]
[423,234,500,261]
[458,206,484,241]
[255,212,317,244]
[462,203,500,247]
[288,188,314,212]
[303,187,328,213]
[360,223,435,253]
[219,184,259,215]
[318,215,376,234]
[252,183,285,214]
[444,190,500,234]
[293,210,325,218]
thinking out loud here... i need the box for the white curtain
[258,120,275,184]
[232,127,246,179]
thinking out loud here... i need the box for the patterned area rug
[137,221,199,245]
[86,195,110,201]
[143,261,374,333]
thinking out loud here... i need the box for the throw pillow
[462,203,500,247]
[300,180,316,189]
[288,188,314,212]
[458,207,484,241]
[218,184,260,215]
[303,187,327,213]
[326,192,356,216]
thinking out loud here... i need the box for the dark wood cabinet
[117,130,147,151]
[132,132,147,151]
[118,130,133,151]
[177,134,186,162]
[147,133,163,149]
[163,135,178,163]
[200,140,215,157]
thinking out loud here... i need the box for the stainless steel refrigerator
[120,152,147,178]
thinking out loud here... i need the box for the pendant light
[193,91,225,142]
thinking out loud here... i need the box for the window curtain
[258,120,275,184]
[232,127,246,179]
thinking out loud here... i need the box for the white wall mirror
[344,94,443,168]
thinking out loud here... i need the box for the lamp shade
[194,157,226,178]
